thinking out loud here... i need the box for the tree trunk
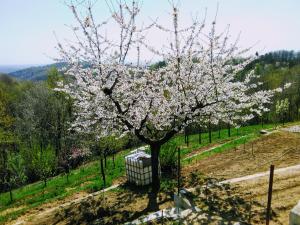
[218,123,221,139]
[150,143,160,193]
[100,156,106,187]
[227,123,231,137]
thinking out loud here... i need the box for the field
[182,129,300,224]
[1,123,300,224]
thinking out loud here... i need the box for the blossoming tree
[57,0,275,193]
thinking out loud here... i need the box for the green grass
[174,123,274,157]
[0,123,275,223]
[183,132,259,165]
[0,149,130,223]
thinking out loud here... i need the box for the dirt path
[220,163,300,184]
[282,125,300,133]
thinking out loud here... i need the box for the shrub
[159,140,178,174]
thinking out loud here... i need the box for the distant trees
[0,69,78,193]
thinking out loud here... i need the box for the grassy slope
[174,123,274,157]
[0,150,129,223]
[0,123,274,223]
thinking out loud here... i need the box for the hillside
[7,50,300,82]
[0,65,34,74]
[2,123,300,225]
[9,62,65,81]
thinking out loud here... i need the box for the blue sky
[1,0,300,65]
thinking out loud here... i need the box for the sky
[1,0,300,65]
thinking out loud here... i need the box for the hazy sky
[1,0,300,65]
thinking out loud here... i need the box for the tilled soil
[182,130,300,224]
[183,131,300,180]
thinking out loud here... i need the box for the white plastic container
[125,147,160,186]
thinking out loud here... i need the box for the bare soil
[7,184,173,225]
[183,130,300,180]
[235,170,300,225]
[182,130,300,224]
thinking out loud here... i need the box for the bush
[160,140,178,174]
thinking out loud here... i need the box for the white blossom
[57,1,276,146]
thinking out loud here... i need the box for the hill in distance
[6,50,300,81]
[0,65,39,74]
[8,62,66,81]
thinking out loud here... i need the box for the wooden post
[266,165,275,225]
[177,147,181,195]
[112,152,115,169]
[198,126,202,144]
[186,131,189,147]
[227,123,231,137]
[208,122,212,143]
[100,156,106,188]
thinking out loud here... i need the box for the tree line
[0,69,140,199]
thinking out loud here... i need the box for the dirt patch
[8,185,173,225]
[234,170,300,225]
[0,206,25,217]
[182,130,300,224]
[6,191,88,225]
[112,175,127,186]
[183,131,300,180]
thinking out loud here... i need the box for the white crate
[125,148,160,186]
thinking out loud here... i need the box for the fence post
[177,147,181,195]
[266,165,275,225]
